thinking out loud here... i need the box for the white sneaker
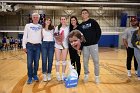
[56,72,61,81]
[135,71,138,75]
[62,73,66,81]
[84,74,88,82]
[43,74,47,82]
[127,70,131,77]
[47,73,51,81]
[95,76,100,84]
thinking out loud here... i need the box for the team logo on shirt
[30,26,41,31]
[82,23,91,30]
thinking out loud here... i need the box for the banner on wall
[120,13,128,27]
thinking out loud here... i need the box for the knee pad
[56,61,60,65]
[62,61,67,65]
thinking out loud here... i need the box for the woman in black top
[69,16,81,78]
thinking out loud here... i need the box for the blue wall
[98,35,119,47]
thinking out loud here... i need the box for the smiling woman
[68,29,85,51]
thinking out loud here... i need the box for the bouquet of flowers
[54,30,65,49]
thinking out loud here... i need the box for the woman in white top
[54,16,69,81]
[41,18,55,81]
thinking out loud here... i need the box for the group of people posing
[22,8,140,85]
[22,9,100,84]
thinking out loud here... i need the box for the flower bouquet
[54,30,65,49]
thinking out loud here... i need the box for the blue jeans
[41,41,55,74]
[26,43,41,78]
[134,48,140,77]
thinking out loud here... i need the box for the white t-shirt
[22,23,42,49]
[122,27,138,48]
[54,26,69,49]
[42,28,54,41]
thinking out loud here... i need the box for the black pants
[126,47,138,70]
[69,45,81,77]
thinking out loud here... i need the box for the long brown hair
[43,18,54,30]
[69,16,79,31]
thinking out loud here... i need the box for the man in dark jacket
[79,9,101,84]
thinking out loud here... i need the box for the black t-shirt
[79,18,101,46]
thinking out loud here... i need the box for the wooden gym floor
[0,47,140,93]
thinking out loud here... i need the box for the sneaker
[47,73,51,81]
[127,70,131,77]
[135,71,138,75]
[43,74,47,82]
[84,74,88,82]
[95,76,100,84]
[27,78,32,84]
[56,72,61,81]
[33,75,39,82]
[62,73,66,81]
